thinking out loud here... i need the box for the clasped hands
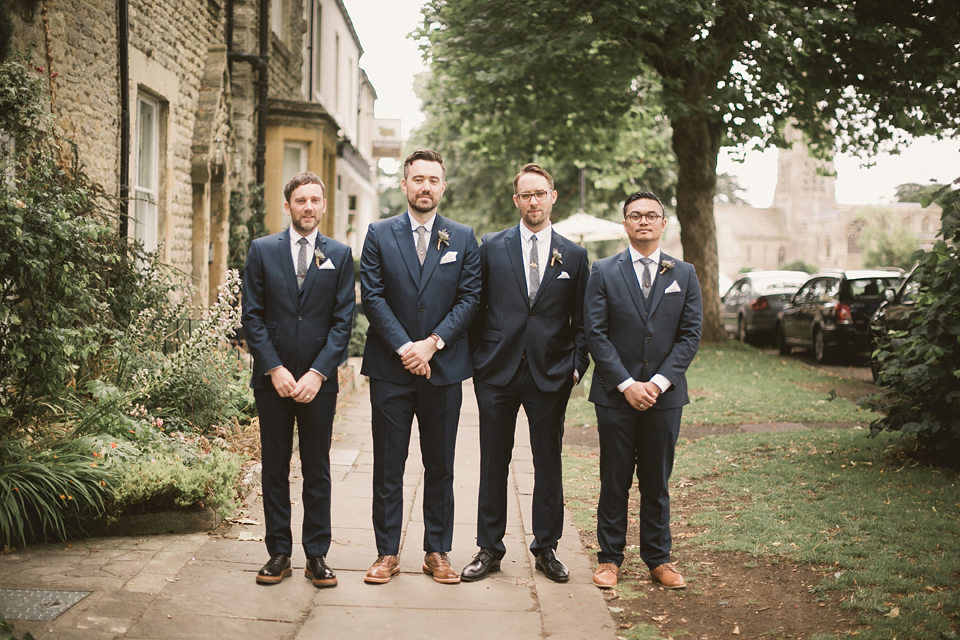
[269,367,323,403]
[400,337,439,379]
[624,380,661,412]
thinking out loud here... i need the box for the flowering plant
[437,229,450,250]
[659,259,675,275]
[551,248,562,267]
[314,248,326,268]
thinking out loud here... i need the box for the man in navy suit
[461,164,589,583]
[360,150,481,584]
[242,172,355,587]
[585,191,702,590]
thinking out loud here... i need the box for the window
[281,142,308,229]
[134,94,159,253]
[847,220,865,254]
[272,0,284,40]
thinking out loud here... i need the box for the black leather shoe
[256,553,291,585]
[461,549,501,582]
[305,556,337,588]
[535,549,569,583]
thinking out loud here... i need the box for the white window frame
[272,0,284,40]
[134,93,160,253]
[281,142,309,229]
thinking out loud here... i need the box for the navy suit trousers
[369,377,462,555]
[474,361,572,558]
[255,389,336,559]
[595,404,681,569]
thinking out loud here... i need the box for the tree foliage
[895,182,947,204]
[867,180,960,457]
[861,210,922,271]
[416,0,960,342]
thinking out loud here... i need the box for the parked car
[868,266,920,380]
[775,269,904,363]
[721,270,810,344]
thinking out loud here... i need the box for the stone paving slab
[0,377,617,640]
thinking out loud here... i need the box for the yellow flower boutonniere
[437,229,450,251]
[659,259,675,275]
[551,248,562,267]
[314,249,326,268]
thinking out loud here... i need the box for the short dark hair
[622,191,664,217]
[283,171,326,203]
[403,149,446,180]
[513,163,555,192]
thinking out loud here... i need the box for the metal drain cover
[0,588,91,621]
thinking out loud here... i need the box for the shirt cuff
[617,377,635,393]
[397,341,413,356]
[309,368,327,382]
[650,374,672,393]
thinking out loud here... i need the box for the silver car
[721,270,810,344]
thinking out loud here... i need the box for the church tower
[772,124,838,224]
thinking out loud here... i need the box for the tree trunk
[671,113,726,344]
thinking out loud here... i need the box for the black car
[775,269,903,363]
[720,270,809,344]
[869,266,920,380]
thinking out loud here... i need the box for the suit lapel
[617,249,647,325]
[531,230,563,308]
[278,229,301,305]
[418,215,445,293]
[647,253,673,317]
[504,226,528,304]
[299,234,326,301]
[392,214,422,287]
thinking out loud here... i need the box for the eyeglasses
[516,190,552,203]
[624,212,663,222]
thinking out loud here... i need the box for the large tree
[417,0,960,342]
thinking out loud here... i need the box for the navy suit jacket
[585,250,702,410]
[242,229,355,393]
[360,212,481,386]
[470,225,589,392]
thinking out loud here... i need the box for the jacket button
[298,316,303,321]
[418,305,424,312]
[644,360,649,365]
[646,333,652,339]
[528,312,534,318]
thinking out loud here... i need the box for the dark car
[721,270,809,344]
[775,269,903,363]
[868,266,920,380]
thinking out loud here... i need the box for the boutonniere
[314,248,326,268]
[550,248,562,267]
[437,229,450,251]
[659,259,675,275]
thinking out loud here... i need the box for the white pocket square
[664,281,682,294]
[318,259,336,270]
[557,271,570,280]
[440,251,458,264]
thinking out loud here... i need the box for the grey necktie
[640,257,653,297]
[416,225,427,265]
[297,237,308,290]
[528,234,540,304]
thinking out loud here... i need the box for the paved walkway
[1,376,617,639]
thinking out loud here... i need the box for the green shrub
[349,312,369,357]
[866,180,960,456]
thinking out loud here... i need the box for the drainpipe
[226,0,269,185]
[118,0,130,236]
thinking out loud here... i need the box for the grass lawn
[563,342,960,639]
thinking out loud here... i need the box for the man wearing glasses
[585,191,702,590]
[462,163,589,583]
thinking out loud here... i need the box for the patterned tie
[640,257,653,297]
[528,234,540,304]
[296,237,308,290]
[416,225,427,265]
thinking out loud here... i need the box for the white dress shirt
[518,222,551,296]
[617,246,673,394]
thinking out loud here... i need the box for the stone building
[6,0,386,307]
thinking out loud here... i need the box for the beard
[407,192,438,214]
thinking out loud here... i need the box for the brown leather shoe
[422,552,460,584]
[593,563,619,589]
[650,562,686,589]
[364,555,400,584]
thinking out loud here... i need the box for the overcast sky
[342,0,959,207]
